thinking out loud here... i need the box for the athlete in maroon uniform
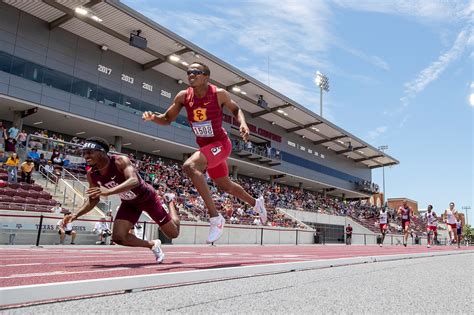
[397,200,411,247]
[143,62,266,243]
[71,137,180,263]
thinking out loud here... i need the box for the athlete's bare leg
[159,201,180,239]
[182,151,220,218]
[403,226,409,245]
[213,176,256,207]
[112,219,154,248]
[447,225,454,244]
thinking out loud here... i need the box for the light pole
[462,206,470,225]
[314,71,329,117]
[378,145,388,203]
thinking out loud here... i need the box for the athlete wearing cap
[71,137,180,263]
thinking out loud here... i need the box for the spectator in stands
[346,224,353,245]
[230,214,239,224]
[27,147,40,170]
[7,124,19,140]
[50,148,60,162]
[4,133,17,154]
[252,216,261,225]
[39,153,48,168]
[57,212,77,245]
[20,158,34,184]
[51,203,63,214]
[44,160,54,178]
[17,129,27,147]
[93,217,112,245]
[28,131,43,149]
[5,152,20,183]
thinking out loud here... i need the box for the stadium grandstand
[1,0,449,248]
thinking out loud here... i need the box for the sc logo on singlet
[193,108,207,122]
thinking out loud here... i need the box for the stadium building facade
[0,0,398,200]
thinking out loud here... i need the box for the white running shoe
[207,214,225,243]
[379,243,382,247]
[427,244,431,248]
[151,239,165,264]
[254,196,267,225]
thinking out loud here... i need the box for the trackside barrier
[0,213,453,246]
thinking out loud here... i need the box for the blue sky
[123,0,473,221]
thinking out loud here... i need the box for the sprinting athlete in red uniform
[143,62,267,243]
[444,202,458,246]
[397,200,411,247]
[425,205,438,248]
[71,137,180,263]
[378,208,389,247]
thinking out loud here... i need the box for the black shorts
[457,228,462,235]
[58,230,72,235]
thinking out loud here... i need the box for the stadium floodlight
[169,55,180,62]
[378,145,389,201]
[462,206,470,225]
[314,71,329,117]
[75,7,88,15]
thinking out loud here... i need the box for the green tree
[462,224,472,244]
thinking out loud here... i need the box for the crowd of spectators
[0,122,430,234]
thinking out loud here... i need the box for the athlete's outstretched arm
[71,172,100,221]
[142,91,185,125]
[219,89,249,142]
[87,156,140,198]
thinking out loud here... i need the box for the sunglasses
[187,69,207,76]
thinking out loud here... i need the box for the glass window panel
[71,78,97,101]
[0,51,12,73]
[11,57,43,83]
[97,86,121,107]
[42,68,72,92]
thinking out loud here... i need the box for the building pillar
[323,189,327,198]
[270,175,275,185]
[231,165,238,179]
[114,136,122,152]
[342,193,345,201]
[12,111,23,130]
[298,182,303,191]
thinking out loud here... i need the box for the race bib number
[192,121,214,137]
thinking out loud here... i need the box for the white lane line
[0,267,131,279]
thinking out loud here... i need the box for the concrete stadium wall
[2,210,440,247]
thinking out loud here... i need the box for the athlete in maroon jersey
[71,137,180,263]
[397,200,411,247]
[143,62,267,243]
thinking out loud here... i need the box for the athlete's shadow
[149,262,243,272]
[70,261,184,269]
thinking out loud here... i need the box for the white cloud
[401,27,471,107]
[470,93,474,106]
[335,42,390,71]
[367,126,388,140]
[332,0,472,22]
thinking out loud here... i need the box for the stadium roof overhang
[4,0,398,170]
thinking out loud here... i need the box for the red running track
[0,245,470,288]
